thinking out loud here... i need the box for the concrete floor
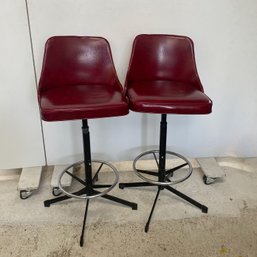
[0,157,257,257]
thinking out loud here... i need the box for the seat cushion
[127,80,212,114]
[39,84,129,121]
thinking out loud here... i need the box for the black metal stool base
[44,119,137,247]
[119,114,208,232]
[44,164,137,247]
[44,187,137,210]
[119,181,208,232]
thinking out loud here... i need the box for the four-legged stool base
[44,160,137,246]
[119,149,208,232]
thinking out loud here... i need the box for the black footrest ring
[58,160,119,200]
[133,150,193,186]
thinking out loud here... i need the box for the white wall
[0,0,45,169]
[1,0,257,168]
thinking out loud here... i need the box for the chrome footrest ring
[133,150,193,186]
[58,160,119,200]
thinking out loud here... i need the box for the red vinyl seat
[38,36,128,121]
[125,34,212,114]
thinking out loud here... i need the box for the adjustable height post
[144,114,168,232]
[80,119,93,246]
[159,114,167,184]
[82,119,93,193]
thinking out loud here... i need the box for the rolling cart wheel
[52,187,62,196]
[203,175,215,185]
[20,190,33,200]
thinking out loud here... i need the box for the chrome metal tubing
[58,160,119,200]
[133,150,193,186]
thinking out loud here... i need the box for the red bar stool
[38,36,137,246]
[119,34,212,232]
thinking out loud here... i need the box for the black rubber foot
[132,204,138,210]
[80,237,84,247]
[119,184,124,189]
[144,224,149,233]
[44,201,50,207]
[202,205,208,213]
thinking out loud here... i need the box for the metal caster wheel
[20,190,33,200]
[203,175,216,185]
[52,187,62,196]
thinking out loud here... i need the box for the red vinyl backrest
[39,36,120,93]
[125,34,203,91]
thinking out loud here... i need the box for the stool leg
[93,189,137,210]
[119,181,154,189]
[44,188,86,207]
[93,184,112,189]
[92,163,104,184]
[80,199,90,247]
[145,187,161,233]
[165,185,208,213]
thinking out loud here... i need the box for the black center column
[80,119,92,246]
[82,119,93,194]
[159,114,167,185]
[144,114,167,232]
